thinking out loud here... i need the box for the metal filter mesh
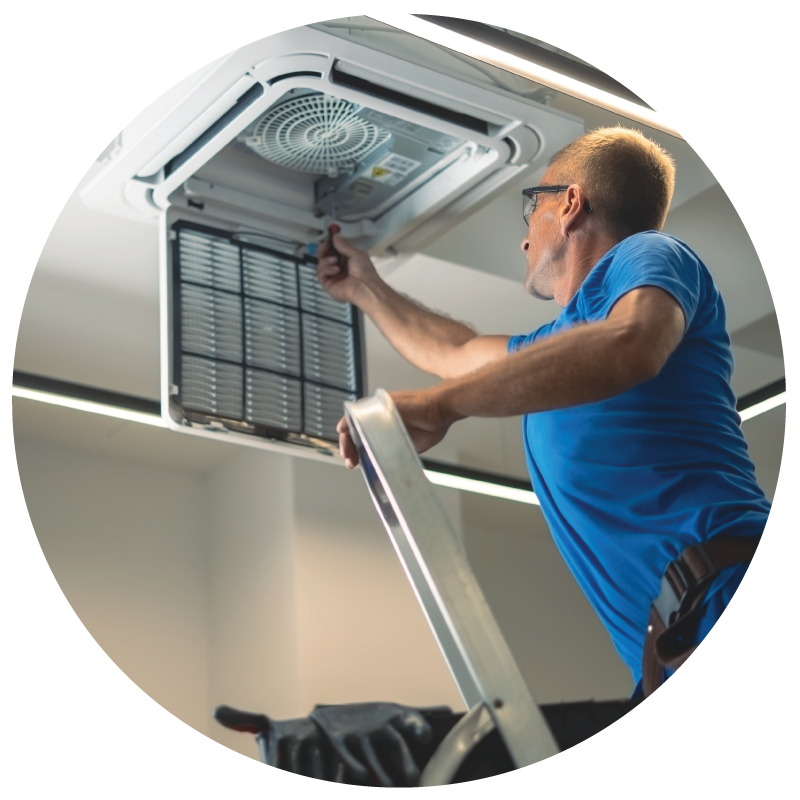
[175,224,359,441]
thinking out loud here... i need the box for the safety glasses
[521,185,571,225]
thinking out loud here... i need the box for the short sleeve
[508,320,557,353]
[593,233,703,329]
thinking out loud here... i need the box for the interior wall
[15,270,159,398]
[14,436,212,737]
[205,448,302,759]
[460,493,633,702]
[292,456,466,714]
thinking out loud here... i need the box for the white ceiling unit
[81,25,583,461]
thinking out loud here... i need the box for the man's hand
[316,233,381,306]
[337,387,455,469]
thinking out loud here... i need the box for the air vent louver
[173,223,361,442]
[244,93,392,178]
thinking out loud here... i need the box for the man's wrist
[351,274,387,314]
[429,380,466,429]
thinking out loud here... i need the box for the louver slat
[181,355,243,419]
[244,298,301,375]
[181,284,243,363]
[243,250,299,307]
[179,230,241,292]
[299,264,352,324]
[302,315,356,391]
[245,369,302,431]
[305,383,356,440]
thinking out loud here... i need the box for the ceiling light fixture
[366,14,682,139]
[737,377,786,422]
[423,466,539,505]
[13,371,783,499]
[11,386,166,428]
[12,371,165,428]
[739,393,786,421]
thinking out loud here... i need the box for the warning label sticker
[362,153,421,186]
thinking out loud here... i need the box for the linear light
[13,371,783,500]
[367,13,682,139]
[11,386,166,428]
[424,469,539,505]
[739,392,786,422]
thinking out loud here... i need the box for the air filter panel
[304,384,357,440]
[302,314,356,392]
[244,298,301,375]
[181,355,243,419]
[245,369,302,431]
[173,222,363,443]
[181,284,243,363]
[243,250,298,307]
[299,263,352,324]
[179,229,241,293]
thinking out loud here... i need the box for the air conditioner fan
[243,93,392,178]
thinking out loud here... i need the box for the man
[316,127,770,697]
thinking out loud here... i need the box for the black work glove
[214,705,346,781]
[309,702,434,787]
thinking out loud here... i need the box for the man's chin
[525,283,554,301]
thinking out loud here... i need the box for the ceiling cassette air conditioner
[81,24,583,460]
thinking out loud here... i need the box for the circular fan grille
[245,94,391,177]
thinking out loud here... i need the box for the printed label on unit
[362,153,422,186]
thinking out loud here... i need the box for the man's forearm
[431,316,657,424]
[355,278,479,377]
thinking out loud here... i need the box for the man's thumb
[332,233,359,256]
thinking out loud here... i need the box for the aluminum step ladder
[343,390,560,784]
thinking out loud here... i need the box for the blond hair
[548,127,676,240]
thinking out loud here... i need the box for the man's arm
[317,234,509,379]
[338,286,685,468]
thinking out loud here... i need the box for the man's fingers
[339,429,359,469]
[337,416,359,468]
[331,233,359,256]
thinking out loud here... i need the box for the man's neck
[555,231,622,305]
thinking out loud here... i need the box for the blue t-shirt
[508,231,770,685]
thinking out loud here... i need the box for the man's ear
[559,185,589,236]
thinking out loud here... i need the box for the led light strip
[13,373,785,503]
[11,386,166,428]
[367,13,682,138]
[424,469,539,505]
[739,391,787,422]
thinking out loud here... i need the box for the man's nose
[520,236,529,252]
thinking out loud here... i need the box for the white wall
[205,448,302,759]
[15,437,212,737]
[16,271,159,399]
[292,456,466,714]
[460,493,633,702]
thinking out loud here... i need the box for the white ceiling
[15,20,784,491]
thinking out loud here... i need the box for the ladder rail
[343,390,559,770]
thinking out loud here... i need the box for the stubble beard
[525,247,559,300]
